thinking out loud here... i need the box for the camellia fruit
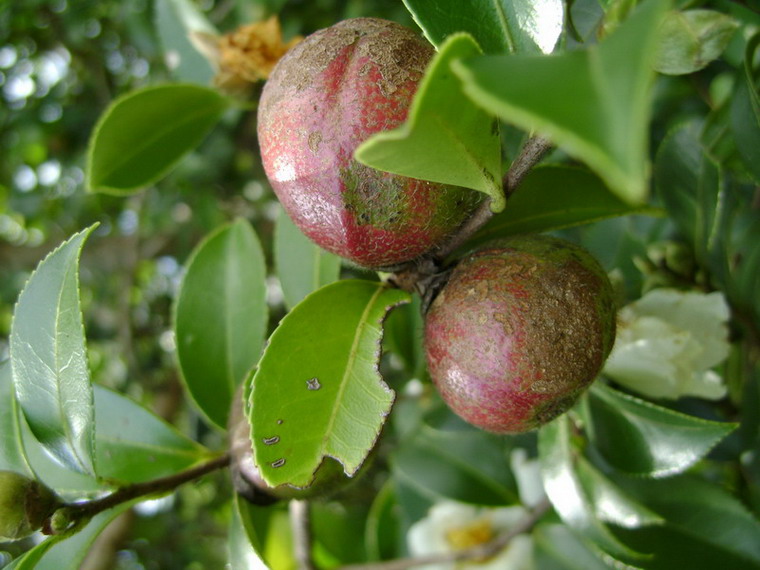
[424,235,617,433]
[0,470,59,542]
[257,18,480,269]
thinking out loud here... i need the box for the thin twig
[47,453,231,533]
[337,498,551,570]
[290,499,315,570]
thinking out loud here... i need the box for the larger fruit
[424,235,617,433]
[257,18,480,269]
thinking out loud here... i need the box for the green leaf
[250,280,410,488]
[86,83,229,194]
[233,496,296,570]
[174,219,268,429]
[392,424,517,506]
[154,0,216,84]
[365,480,402,562]
[587,383,737,477]
[229,495,271,570]
[612,476,760,569]
[655,10,739,75]
[10,225,98,476]
[355,33,503,211]
[274,207,341,310]
[469,166,661,247]
[402,0,564,54]
[655,120,723,266]
[731,33,760,182]
[538,415,645,562]
[94,386,211,483]
[454,0,670,204]
[534,524,613,570]
[0,361,31,476]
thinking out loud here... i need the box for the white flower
[407,501,534,570]
[603,288,731,400]
[406,449,542,570]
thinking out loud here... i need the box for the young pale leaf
[154,0,216,84]
[655,120,723,266]
[250,280,410,488]
[469,166,661,247]
[454,0,669,204]
[87,83,229,194]
[94,386,211,483]
[655,9,739,75]
[402,0,563,54]
[587,383,737,477]
[538,415,646,562]
[355,33,503,211]
[274,208,341,310]
[612,476,760,569]
[0,361,31,476]
[10,226,97,477]
[175,219,267,429]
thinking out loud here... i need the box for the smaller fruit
[228,387,352,503]
[424,235,617,433]
[0,471,59,542]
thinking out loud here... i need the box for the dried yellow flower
[213,16,301,94]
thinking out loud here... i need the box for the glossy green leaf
[86,83,229,194]
[587,383,737,477]
[574,455,663,528]
[454,0,669,204]
[538,415,645,562]
[392,424,517,506]
[731,33,760,182]
[274,208,341,310]
[365,480,402,562]
[655,120,723,265]
[612,476,760,569]
[355,33,504,211]
[229,495,270,570]
[534,524,613,570]
[10,226,97,476]
[94,386,211,483]
[655,10,739,75]
[250,280,410,488]
[175,219,267,429]
[0,361,30,476]
[155,0,216,84]
[469,166,661,248]
[402,0,563,54]
[6,500,138,570]
[234,497,296,570]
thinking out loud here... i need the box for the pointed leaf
[538,415,646,562]
[454,0,670,204]
[0,361,31,476]
[403,0,563,54]
[87,83,229,194]
[174,219,267,429]
[155,0,216,84]
[655,10,739,75]
[10,226,98,476]
[587,383,737,477]
[94,386,211,483]
[274,207,341,310]
[469,165,662,247]
[355,33,503,211]
[251,280,410,488]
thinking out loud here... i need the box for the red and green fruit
[424,235,617,433]
[257,17,481,269]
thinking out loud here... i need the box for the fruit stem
[44,453,231,535]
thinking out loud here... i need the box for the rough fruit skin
[424,235,617,434]
[257,18,480,269]
[0,471,59,541]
